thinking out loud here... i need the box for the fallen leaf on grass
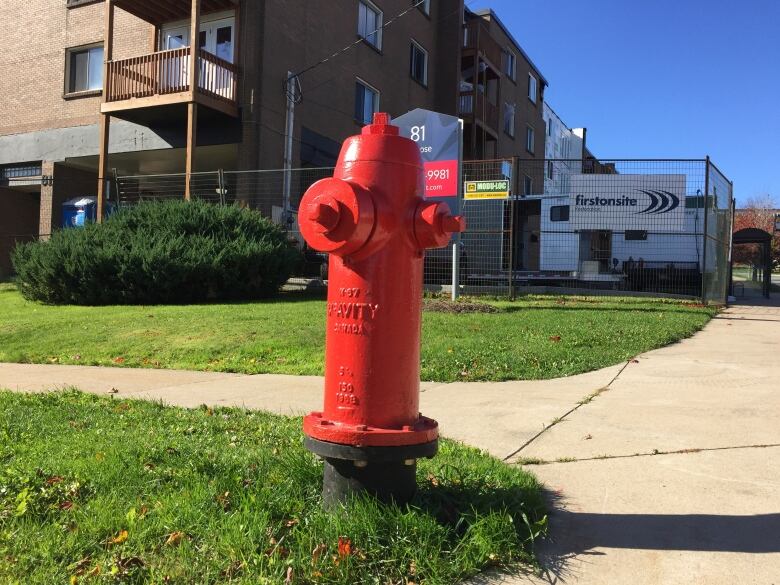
[46,475,64,485]
[113,357,125,364]
[109,530,128,545]
[60,500,74,511]
[284,567,294,584]
[165,531,186,547]
[220,561,245,579]
[311,543,327,564]
[549,335,562,342]
[337,536,352,558]
[215,491,231,511]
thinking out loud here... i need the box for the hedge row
[12,201,301,305]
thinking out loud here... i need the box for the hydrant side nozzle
[414,201,466,250]
[442,214,467,234]
[298,177,376,257]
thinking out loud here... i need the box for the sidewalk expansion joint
[502,359,635,462]
[513,442,780,466]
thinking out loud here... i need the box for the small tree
[733,194,779,270]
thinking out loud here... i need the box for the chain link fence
[448,158,733,303]
[3,158,733,304]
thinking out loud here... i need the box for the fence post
[218,168,226,205]
[451,242,460,301]
[700,156,710,303]
[508,156,519,300]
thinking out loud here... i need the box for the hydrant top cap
[363,112,399,136]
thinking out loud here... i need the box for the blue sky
[481,0,779,207]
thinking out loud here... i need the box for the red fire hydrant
[298,113,465,506]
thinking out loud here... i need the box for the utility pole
[282,72,300,221]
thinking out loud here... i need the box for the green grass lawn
[0,390,547,584]
[0,283,716,382]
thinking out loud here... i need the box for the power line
[290,0,430,87]
[286,0,478,103]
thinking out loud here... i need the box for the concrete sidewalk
[1,302,779,584]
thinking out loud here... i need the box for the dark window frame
[64,43,104,97]
[625,230,648,241]
[354,78,380,125]
[410,40,429,87]
[357,0,384,50]
[550,205,570,222]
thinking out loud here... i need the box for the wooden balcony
[113,0,237,26]
[101,48,238,118]
[463,20,503,73]
[458,91,499,134]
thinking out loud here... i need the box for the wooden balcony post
[97,0,115,222]
[185,0,201,200]
[185,102,198,201]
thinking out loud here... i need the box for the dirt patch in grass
[423,298,500,314]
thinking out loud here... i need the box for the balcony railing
[458,91,499,132]
[462,20,503,71]
[105,47,237,106]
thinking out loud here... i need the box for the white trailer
[533,174,705,286]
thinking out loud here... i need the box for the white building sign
[569,174,687,233]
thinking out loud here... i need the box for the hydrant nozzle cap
[307,200,340,233]
[363,112,399,136]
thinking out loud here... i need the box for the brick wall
[0,0,153,137]
[0,188,40,279]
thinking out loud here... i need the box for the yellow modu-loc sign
[463,180,510,200]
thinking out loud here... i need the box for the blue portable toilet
[62,197,97,228]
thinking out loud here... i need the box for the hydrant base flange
[304,436,438,461]
[303,413,438,448]
[305,436,438,508]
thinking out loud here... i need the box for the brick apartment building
[0,0,548,277]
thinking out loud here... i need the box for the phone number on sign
[426,168,450,181]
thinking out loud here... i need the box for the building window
[358,0,383,50]
[355,79,380,124]
[415,0,430,15]
[502,48,516,81]
[524,175,533,195]
[1,163,43,179]
[550,205,570,222]
[528,73,538,103]
[526,126,535,154]
[502,102,515,137]
[547,160,554,179]
[547,119,553,137]
[66,44,103,94]
[625,230,648,241]
[410,41,428,86]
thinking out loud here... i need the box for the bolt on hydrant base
[298,113,465,506]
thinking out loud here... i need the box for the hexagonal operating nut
[306,198,341,234]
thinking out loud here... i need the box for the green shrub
[12,201,301,305]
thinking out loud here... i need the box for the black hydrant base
[304,436,438,508]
